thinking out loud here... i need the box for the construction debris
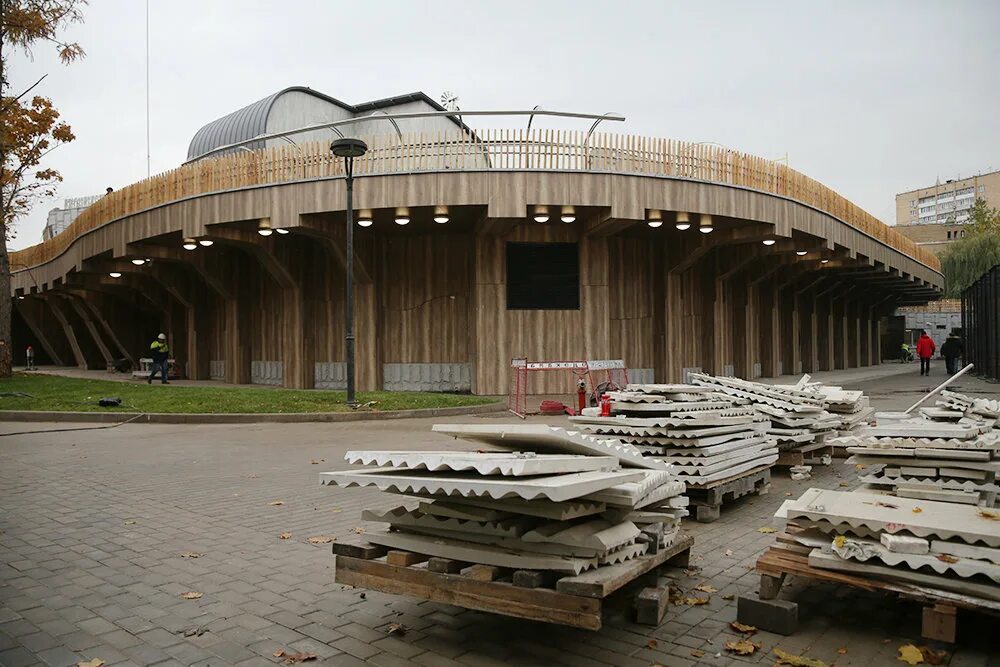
[830,392,999,507]
[322,428,689,577]
[771,488,1000,602]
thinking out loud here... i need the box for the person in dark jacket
[915,331,936,376]
[147,333,170,384]
[940,334,964,375]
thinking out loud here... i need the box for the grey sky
[7,0,999,250]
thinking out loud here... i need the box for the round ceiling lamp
[675,211,691,231]
[698,214,714,234]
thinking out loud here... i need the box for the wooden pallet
[753,546,1000,643]
[685,465,771,523]
[775,443,834,467]
[332,534,694,631]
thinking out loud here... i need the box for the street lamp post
[330,137,368,406]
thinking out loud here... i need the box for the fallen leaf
[757,526,776,534]
[936,553,958,564]
[773,647,828,667]
[695,584,718,593]
[247,473,259,478]
[678,596,710,606]
[180,591,203,600]
[386,622,406,636]
[646,639,657,649]
[77,660,105,667]
[833,535,846,549]
[898,644,924,665]
[724,549,734,557]
[855,464,865,470]
[785,492,793,496]
[352,526,365,534]
[721,594,735,601]
[837,648,848,655]
[725,639,760,655]
[269,500,285,506]
[331,508,342,513]
[279,532,292,540]
[689,650,705,658]
[912,507,923,514]
[307,536,336,545]
[310,460,320,465]
[273,650,285,658]
[916,646,948,665]
[178,626,207,637]
[875,501,899,509]
[978,509,1000,521]
[123,520,136,525]
[682,567,701,576]
[839,482,850,487]
[280,652,317,665]
[180,552,203,558]
[730,621,757,634]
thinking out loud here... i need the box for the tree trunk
[0,233,11,378]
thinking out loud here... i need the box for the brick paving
[1,367,997,667]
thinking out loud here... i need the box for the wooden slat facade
[10,162,942,395]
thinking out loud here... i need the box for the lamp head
[330,137,368,159]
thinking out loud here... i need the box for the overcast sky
[7,0,999,249]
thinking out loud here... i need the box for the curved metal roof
[187,88,467,161]
[186,86,352,160]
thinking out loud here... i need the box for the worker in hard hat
[147,333,171,385]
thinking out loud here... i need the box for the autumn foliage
[0,0,87,376]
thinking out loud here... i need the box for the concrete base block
[737,595,798,636]
[636,586,670,625]
[922,604,956,643]
[694,504,721,523]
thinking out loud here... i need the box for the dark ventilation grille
[506,242,580,310]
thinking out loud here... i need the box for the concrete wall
[901,309,961,353]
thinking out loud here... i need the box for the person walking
[147,333,171,384]
[915,331,936,376]
[940,334,964,375]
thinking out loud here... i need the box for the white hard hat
[157,333,166,340]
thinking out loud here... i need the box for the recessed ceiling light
[109,272,122,278]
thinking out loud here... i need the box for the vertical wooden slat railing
[11,128,940,272]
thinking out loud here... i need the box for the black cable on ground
[0,413,147,438]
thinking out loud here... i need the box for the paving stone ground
[1,366,998,667]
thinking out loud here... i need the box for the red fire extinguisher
[577,379,587,414]
[600,393,611,417]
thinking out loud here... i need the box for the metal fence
[962,264,1000,381]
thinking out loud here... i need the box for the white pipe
[903,363,975,414]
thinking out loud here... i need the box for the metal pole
[344,158,356,406]
[903,362,974,414]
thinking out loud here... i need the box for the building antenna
[145,0,151,177]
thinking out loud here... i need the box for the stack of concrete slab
[688,373,844,464]
[773,488,1000,602]
[834,413,1000,507]
[936,390,1000,422]
[322,429,689,575]
[565,384,778,486]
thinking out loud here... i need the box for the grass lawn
[0,372,500,414]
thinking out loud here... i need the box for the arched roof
[186,87,352,160]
